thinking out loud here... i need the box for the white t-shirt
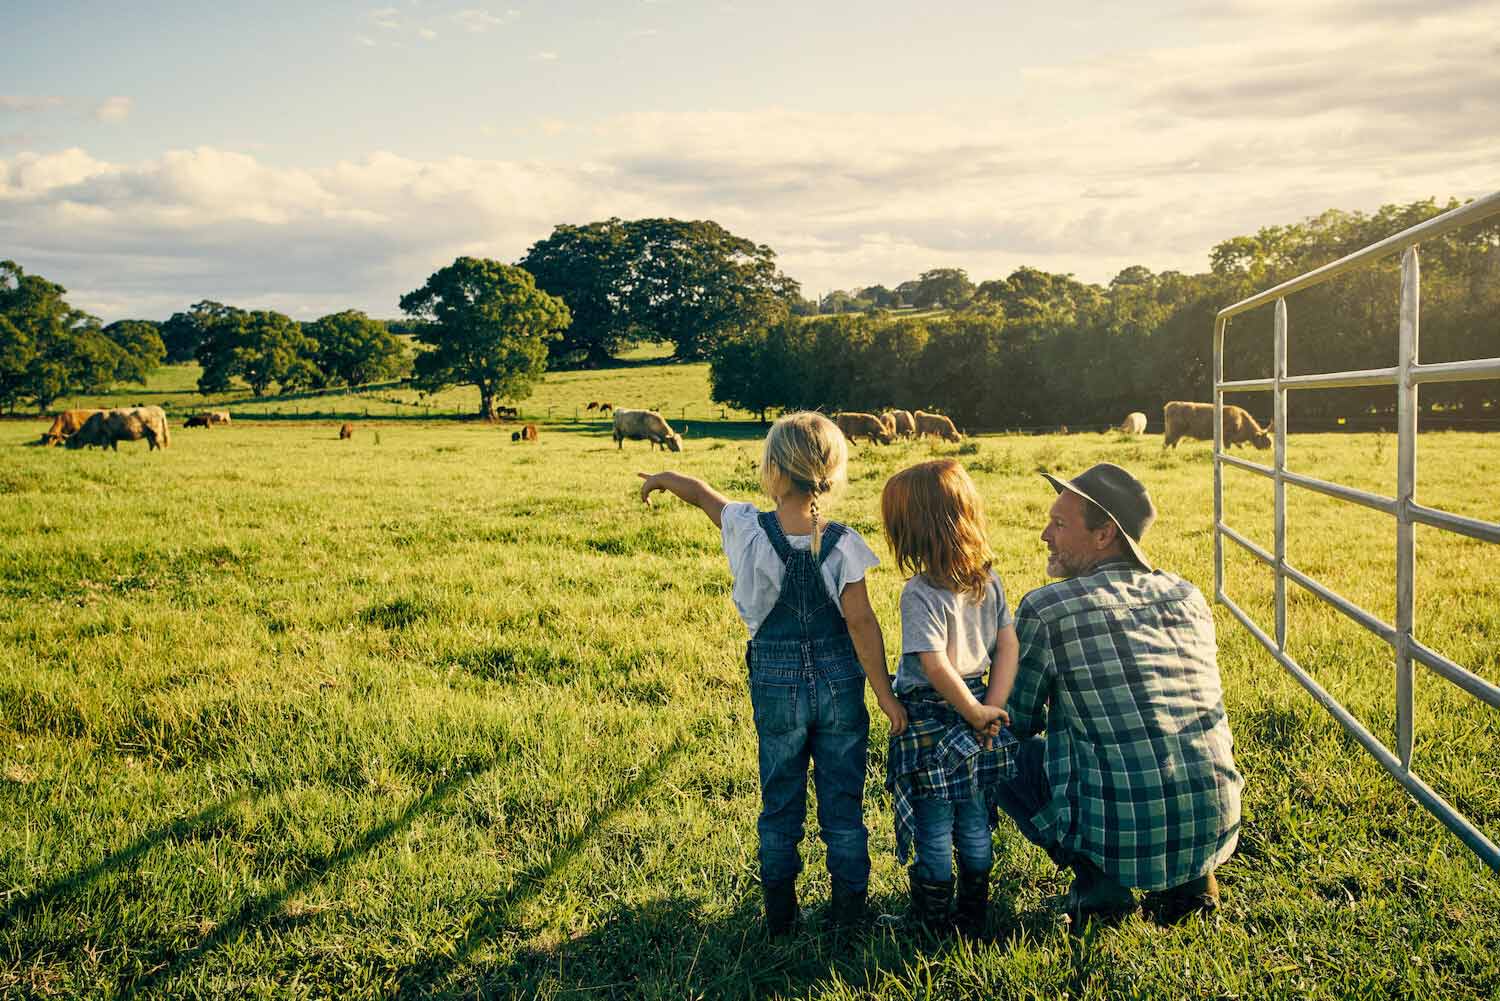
[719,501,881,637]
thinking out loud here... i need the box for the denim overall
[746,511,871,892]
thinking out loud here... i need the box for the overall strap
[757,510,796,564]
[816,522,848,566]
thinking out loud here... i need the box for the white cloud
[369,5,401,29]
[418,27,437,40]
[355,34,378,46]
[5,4,1496,318]
[453,7,515,32]
[535,50,559,61]
[93,97,132,123]
[1,95,67,113]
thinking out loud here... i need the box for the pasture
[2,364,1497,999]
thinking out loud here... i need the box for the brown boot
[1064,857,1135,924]
[1147,871,1219,925]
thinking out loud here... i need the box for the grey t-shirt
[894,570,1014,695]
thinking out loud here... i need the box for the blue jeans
[989,735,1056,857]
[751,666,871,892]
[912,795,992,881]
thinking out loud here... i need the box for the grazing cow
[521,423,538,441]
[914,410,963,442]
[586,401,600,411]
[598,402,613,414]
[40,409,102,446]
[66,406,171,451]
[1163,401,1272,449]
[613,408,682,451]
[339,422,354,440]
[496,406,519,419]
[1118,411,1148,435]
[878,412,900,438]
[208,410,231,425]
[890,409,916,438]
[184,414,213,428]
[835,412,895,445]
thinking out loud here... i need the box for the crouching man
[997,463,1243,924]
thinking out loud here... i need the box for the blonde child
[880,459,1017,936]
[637,411,906,936]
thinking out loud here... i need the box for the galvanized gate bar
[1219,190,1500,316]
[1218,591,1500,868]
[1410,640,1500,708]
[1212,189,1500,872]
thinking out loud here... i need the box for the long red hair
[881,459,992,599]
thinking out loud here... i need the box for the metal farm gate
[1211,191,1500,871]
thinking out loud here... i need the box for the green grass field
[2,360,1497,999]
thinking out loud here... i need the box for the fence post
[1273,298,1288,653]
[1395,246,1420,770]
[1212,315,1227,604]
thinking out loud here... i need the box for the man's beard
[1047,551,1088,579]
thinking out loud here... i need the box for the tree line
[4,199,1493,423]
[710,198,1499,428]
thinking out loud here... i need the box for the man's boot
[1146,870,1219,925]
[954,865,991,938]
[1064,856,1135,925]
[827,882,868,931]
[762,878,798,938]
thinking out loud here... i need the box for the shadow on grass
[391,737,691,998]
[459,879,1084,1000]
[0,793,251,934]
[115,760,496,1000]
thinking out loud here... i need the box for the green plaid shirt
[1006,559,1243,890]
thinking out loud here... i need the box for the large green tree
[102,319,166,385]
[307,310,410,387]
[195,306,318,396]
[0,260,120,412]
[912,267,975,309]
[518,219,637,367]
[400,257,571,420]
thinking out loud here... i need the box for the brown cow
[40,409,102,446]
[521,423,538,441]
[1163,401,1271,449]
[835,412,895,445]
[889,409,916,438]
[1118,411,1148,435]
[613,408,682,451]
[339,422,354,440]
[598,402,613,414]
[586,401,600,411]
[66,406,171,451]
[184,414,213,428]
[914,410,962,442]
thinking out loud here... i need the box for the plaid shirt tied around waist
[885,678,1018,865]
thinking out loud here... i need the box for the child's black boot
[954,865,991,938]
[908,867,954,937]
[762,878,799,938]
[827,881,868,932]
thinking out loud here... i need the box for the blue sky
[4,0,1497,320]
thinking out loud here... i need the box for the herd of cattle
[33,400,1274,454]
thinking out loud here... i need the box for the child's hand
[982,703,1011,727]
[637,472,666,505]
[963,702,1005,737]
[879,696,908,736]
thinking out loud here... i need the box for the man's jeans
[912,795,991,881]
[989,735,1055,856]
[751,667,871,891]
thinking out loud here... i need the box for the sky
[2,0,1497,322]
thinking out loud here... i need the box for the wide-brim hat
[1041,462,1155,571]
